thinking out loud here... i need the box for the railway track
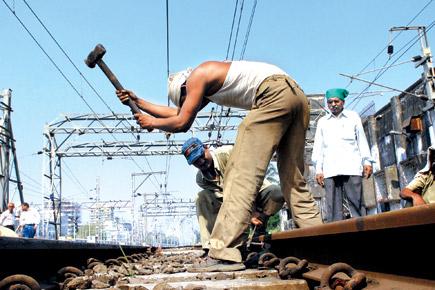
[1,204,434,289]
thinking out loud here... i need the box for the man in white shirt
[312,88,373,222]
[18,202,40,238]
[0,202,16,231]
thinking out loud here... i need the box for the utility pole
[389,26,434,98]
[389,26,435,144]
[0,89,12,211]
[96,176,101,242]
[0,89,24,211]
[131,171,165,245]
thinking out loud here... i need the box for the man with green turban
[312,88,373,222]
[326,88,348,100]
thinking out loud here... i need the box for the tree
[266,212,281,233]
[77,223,97,239]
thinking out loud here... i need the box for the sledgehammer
[85,44,141,114]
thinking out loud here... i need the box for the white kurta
[312,109,373,178]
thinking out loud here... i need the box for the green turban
[325,88,349,101]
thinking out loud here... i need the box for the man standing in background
[312,88,373,222]
[18,202,40,238]
[401,146,435,206]
[0,202,16,231]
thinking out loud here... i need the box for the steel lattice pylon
[0,89,24,211]
[41,109,246,239]
[41,95,325,240]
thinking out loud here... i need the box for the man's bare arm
[400,188,426,206]
[117,89,178,118]
[134,68,209,132]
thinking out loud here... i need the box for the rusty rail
[1,205,435,289]
[0,237,152,281]
[264,203,435,280]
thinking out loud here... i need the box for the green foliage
[266,212,281,233]
[76,224,97,239]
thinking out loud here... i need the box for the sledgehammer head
[85,44,106,68]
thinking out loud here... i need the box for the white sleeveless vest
[207,61,287,109]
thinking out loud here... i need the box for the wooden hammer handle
[97,60,141,115]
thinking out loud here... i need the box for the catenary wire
[239,0,258,60]
[21,0,117,116]
[349,20,435,109]
[231,0,245,60]
[226,0,239,60]
[20,0,161,189]
[166,0,170,106]
[346,0,433,107]
[347,0,433,86]
[4,0,162,190]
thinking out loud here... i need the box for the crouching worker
[401,146,435,206]
[182,137,284,260]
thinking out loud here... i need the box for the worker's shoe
[200,248,209,258]
[187,256,246,272]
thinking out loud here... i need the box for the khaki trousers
[196,184,284,249]
[209,75,322,262]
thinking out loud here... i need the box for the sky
[0,0,434,229]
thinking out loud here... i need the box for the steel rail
[265,203,435,281]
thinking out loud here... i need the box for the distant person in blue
[312,88,373,222]
[17,203,40,238]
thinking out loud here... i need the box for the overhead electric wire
[17,186,42,197]
[349,20,435,108]
[346,0,433,108]
[62,160,92,197]
[20,171,42,188]
[164,139,171,194]
[349,89,396,97]
[166,0,170,106]
[20,0,149,142]
[209,1,241,142]
[348,0,433,85]
[349,20,435,109]
[164,0,174,193]
[216,0,252,143]
[216,0,258,143]
[163,0,172,192]
[358,101,376,117]
[2,0,95,114]
[20,181,43,195]
[5,0,162,190]
[231,0,245,60]
[226,0,239,60]
[239,0,257,60]
[354,60,415,77]
[341,73,426,99]
[21,0,117,116]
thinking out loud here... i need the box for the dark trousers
[324,175,366,222]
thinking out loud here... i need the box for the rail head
[269,203,435,241]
